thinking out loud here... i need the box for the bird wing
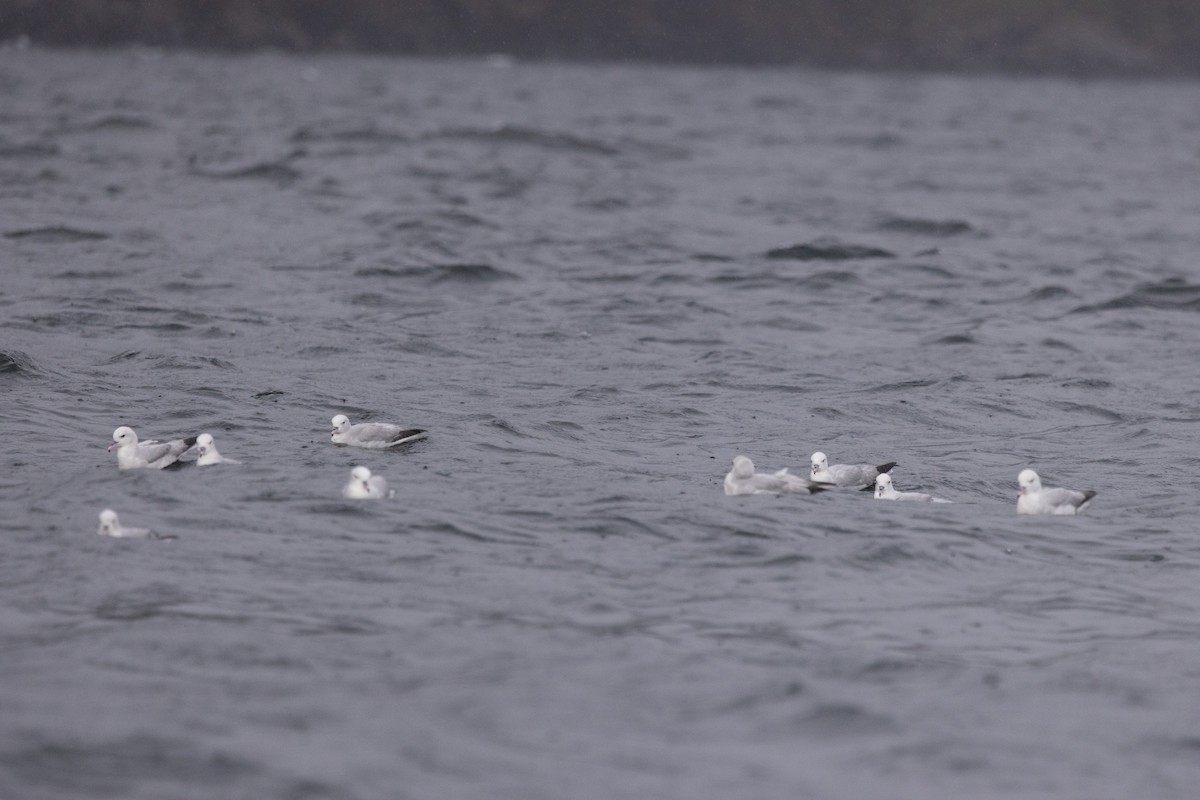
[348,422,427,448]
[827,464,876,486]
[138,441,174,465]
[1043,487,1089,509]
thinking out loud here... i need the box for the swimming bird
[330,414,426,449]
[724,455,828,496]
[1016,469,1096,515]
[97,509,172,539]
[810,451,897,488]
[108,426,197,469]
[342,466,393,499]
[874,473,951,503]
[195,432,240,466]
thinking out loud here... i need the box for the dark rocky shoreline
[2,0,1199,76]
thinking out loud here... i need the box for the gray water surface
[2,49,1200,800]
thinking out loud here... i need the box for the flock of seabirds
[96,413,1098,540]
[724,453,1095,514]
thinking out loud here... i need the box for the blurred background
[2,0,1199,75]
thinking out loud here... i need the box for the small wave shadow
[424,124,619,156]
[355,264,518,284]
[5,226,110,243]
[876,215,977,237]
[0,350,45,377]
[1074,278,1200,313]
[765,238,895,261]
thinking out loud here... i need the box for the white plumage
[1017,469,1095,515]
[725,455,828,496]
[330,414,426,449]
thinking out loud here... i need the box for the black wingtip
[877,462,897,473]
[859,483,875,492]
[183,436,198,448]
[1082,490,1097,502]
[389,429,427,444]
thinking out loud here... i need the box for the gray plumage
[330,414,426,449]
[109,426,197,469]
[810,451,897,487]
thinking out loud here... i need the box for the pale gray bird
[810,451,897,488]
[97,509,174,539]
[874,474,951,503]
[330,414,426,449]
[109,426,197,469]
[195,433,240,466]
[342,466,393,499]
[725,455,828,496]
[1016,469,1095,515]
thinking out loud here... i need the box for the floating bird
[342,466,393,499]
[725,455,828,496]
[1017,469,1095,515]
[195,432,240,466]
[810,451,897,488]
[97,509,173,539]
[874,474,951,503]
[330,414,426,449]
[109,426,197,469]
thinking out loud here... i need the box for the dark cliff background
[2,0,1199,76]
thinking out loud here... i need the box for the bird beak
[107,442,119,452]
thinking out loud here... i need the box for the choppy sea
[2,47,1200,799]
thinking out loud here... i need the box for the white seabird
[195,432,240,466]
[108,426,197,469]
[97,509,172,539]
[342,466,393,499]
[724,455,828,496]
[1016,469,1095,515]
[874,473,951,503]
[330,414,426,449]
[810,451,897,488]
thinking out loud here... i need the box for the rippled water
[3,48,1200,799]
